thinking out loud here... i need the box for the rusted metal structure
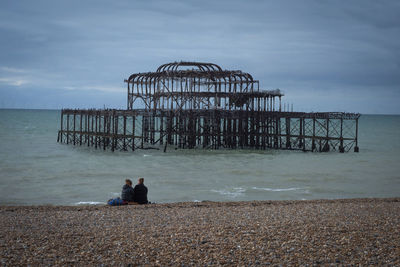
[57,62,360,153]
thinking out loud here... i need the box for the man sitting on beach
[133,178,148,204]
[121,179,135,202]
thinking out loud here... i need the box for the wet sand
[1,198,399,266]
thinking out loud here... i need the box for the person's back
[121,179,134,202]
[133,178,148,204]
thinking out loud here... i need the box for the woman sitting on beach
[121,179,135,202]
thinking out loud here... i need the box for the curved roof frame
[156,61,222,72]
[127,63,257,96]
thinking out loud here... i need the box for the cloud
[64,85,125,93]
[0,0,399,113]
[0,66,31,86]
[0,77,29,86]
[0,67,28,73]
[0,67,30,85]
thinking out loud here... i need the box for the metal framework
[58,61,360,153]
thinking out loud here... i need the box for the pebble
[0,198,399,266]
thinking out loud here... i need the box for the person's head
[138,178,144,184]
[125,179,132,186]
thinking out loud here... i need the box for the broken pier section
[58,62,360,152]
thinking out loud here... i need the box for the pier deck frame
[57,62,360,153]
[58,109,360,153]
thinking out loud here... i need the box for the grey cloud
[0,0,399,114]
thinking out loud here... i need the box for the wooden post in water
[323,118,330,152]
[312,117,316,152]
[91,112,95,146]
[73,112,76,145]
[339,117,344,153]
[103,114,107,150]
[95,113,98,149]
[79,113,83,146]
[66,114,70,144]
[354,118,359,152]
[123,115,127,151]
[58,111,63,143]
[286,117,291,149]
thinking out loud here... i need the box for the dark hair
[125,179,132,185]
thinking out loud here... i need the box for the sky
[0,0,399,114]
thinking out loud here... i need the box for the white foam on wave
[252,187,303,192]
[75,201,104,205]
[211,187,246,198]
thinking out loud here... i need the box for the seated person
[133,177,149,204]
[121,179,135,202]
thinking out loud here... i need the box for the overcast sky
[0,0,399,114]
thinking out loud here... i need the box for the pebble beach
[1,198,399,266]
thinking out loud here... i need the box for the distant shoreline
[1,197,399,265]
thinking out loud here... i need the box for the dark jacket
[133,184,148,204]
[121,184,134,202]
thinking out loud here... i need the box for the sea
[0,109,399,206]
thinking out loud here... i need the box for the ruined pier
[58,62,360,152]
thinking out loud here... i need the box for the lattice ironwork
[58,62,360,153]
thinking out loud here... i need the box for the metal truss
[58,62,360,153]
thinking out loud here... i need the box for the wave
[75,201,104,205]
[211,186,308,198]
[251,187,304,192]
[211,187,246,198]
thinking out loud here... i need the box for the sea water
[0,109,399,205]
